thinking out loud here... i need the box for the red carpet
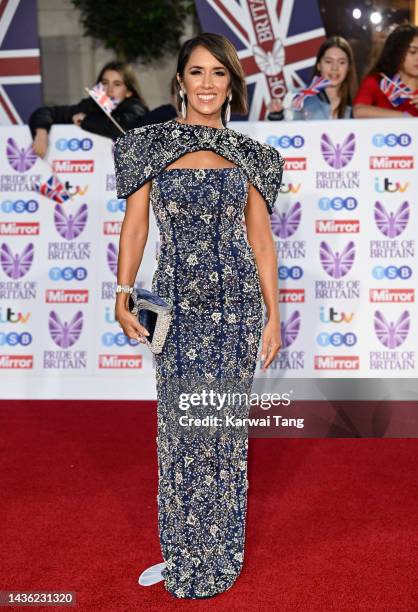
[1,400,417,611]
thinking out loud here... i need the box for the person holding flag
[29,61,149,157]
[353,24,418,118]
[268,36,357,121]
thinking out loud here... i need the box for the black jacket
[29,96,148,141]
[133,103,177,128]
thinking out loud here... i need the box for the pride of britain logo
[319,241,355,278]
[370,201,413,259]
[374,201,409,238]
[316,133,359,190]
[374,310,410,349]
[48,203,90,261]
[6,138,37,173]
[271,202,301,239]
[0,243,34,279]
[320,133,355,169]
[54,203,88,240]
[48,310,83,348]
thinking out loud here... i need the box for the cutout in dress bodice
[164,151,238,171]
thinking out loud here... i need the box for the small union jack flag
[0,0,42,124]
[87,82,119,115]
[32,174,71,204]
[195,0,326,120]
[291,75,330,110]
[379,73,416,107]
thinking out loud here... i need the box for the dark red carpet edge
[0,400,417,612]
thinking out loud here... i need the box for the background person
[29,61,148,156]
[268,36,357,121]
[353,24,418,118]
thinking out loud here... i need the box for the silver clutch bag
[128,287,173,354]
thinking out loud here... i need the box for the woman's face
[100,70,132,101]
[317,46,349,88]
[400,36,418,78]
[178,45,231,119]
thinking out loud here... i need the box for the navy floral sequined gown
[114,119,283,599]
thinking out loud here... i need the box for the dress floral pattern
[113,119,284,599]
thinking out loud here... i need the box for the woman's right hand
[268,98,284,113]
[32,128,49,158]
[115,305,150,343]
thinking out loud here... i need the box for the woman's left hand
[260,318,282,371]
[72,112,87,126]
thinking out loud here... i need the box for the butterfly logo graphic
[6,138,37,173]
[0,243,34,279]
[271,202,301,239]
[252,39,285,76]
[374,201,409,238]
[319,241,355,278]
[320,133,355,169]
[54,203,88,240]
[374,310,410,349]
[281,310,301,349]
[48,310,83,349]
[107,243,118,276]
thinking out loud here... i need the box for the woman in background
[29,60,148,156]
[353,24,418,118]
[268,36,357,120]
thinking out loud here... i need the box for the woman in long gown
[114,33,284,600]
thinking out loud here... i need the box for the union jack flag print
[0,0,42,124]
[195,0,325,120]
[291,75,330,110]
[379,73,417,107]
[32,174,71,205]
[87,82,119,115]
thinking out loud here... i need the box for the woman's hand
[408,94,418,110]
[260,317,282,371]
[268,98,284,113]
[72,112,87,126]
[115,304,150,343]
[32,128,49,158]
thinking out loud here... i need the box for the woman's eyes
[189,70,226,76]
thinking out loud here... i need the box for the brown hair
[313,36,357,119]
[96,61,148,110]
[175,33,248,125]
[368,23,418,78]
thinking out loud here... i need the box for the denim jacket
[268,90,352,121]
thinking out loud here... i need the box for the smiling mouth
[197,93,217,101]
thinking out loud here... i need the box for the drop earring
[225,93,232,123]
[179,89,187,119]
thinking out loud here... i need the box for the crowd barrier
[0,120,416,399]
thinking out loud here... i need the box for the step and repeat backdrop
[0,120,416,399]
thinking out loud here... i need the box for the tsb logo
[372,133,412,147]
[316,332,357,347]
[55,138,93,151]
[372,265,412,280]
[48,267,88,281]
[0,331,33,346]
[102,332,139,346]
[278,266,303,280]
[107,199,126,213]
[1,200,39,214]
[266,135,305,149]
[318,196,357,211]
